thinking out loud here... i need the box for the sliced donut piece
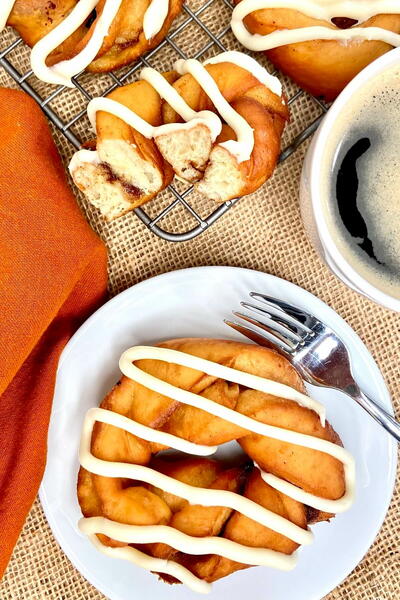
[70,79,174,220]
[154,123,213,183]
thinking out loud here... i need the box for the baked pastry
[2,0,183,85]
[68,51,289,220]
[231,0,400,100]
[77,338,355,591]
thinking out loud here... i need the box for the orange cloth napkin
[0,88,108,577]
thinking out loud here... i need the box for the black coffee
[321,64,400,299]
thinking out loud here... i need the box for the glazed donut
[69,51,289,220]
[3,0,183,85]
[231,0,400,100]
[77,339,355,591]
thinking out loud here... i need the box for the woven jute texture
[0,2,399,598]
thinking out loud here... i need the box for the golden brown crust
[234,4,400,100]
[77,338,347,585]
[8,1,76,46]
[8,0,183,73]
[226,96,283,197]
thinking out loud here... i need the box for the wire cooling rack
[0,0,328,242]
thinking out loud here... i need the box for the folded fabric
[0,88,108,577]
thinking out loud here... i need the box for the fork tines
[225,292,314,356]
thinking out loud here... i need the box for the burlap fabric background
[0,2,399,598]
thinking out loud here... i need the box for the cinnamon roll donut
[77,338,355,591]
[3,0,183,85]
[68,51,289,220]
[231,0,400,100]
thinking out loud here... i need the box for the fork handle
[346,384,400,443]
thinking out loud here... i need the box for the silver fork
[225,292,400,442]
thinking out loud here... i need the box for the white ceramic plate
[40,266,397,600]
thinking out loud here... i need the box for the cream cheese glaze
[174,57,255,163]
[68,148,100,174]
[80,408,313,545]
[79,516,298,577]
[231,0,400,52]
[30,0,122,86]
[86,97,157,138]
[2,0,172,86]
[78,345,355,593]
[143,0,170,40]
[204,50,282,97]
[68,51,284,177]
[80,529,213,594]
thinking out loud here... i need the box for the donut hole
[331,17,359,29]
[150,438,249,469]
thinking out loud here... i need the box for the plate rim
[40,265,398,600]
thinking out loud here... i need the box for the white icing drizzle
[68,149,100,176]
[140,67,222,140]
[69,52,283,175]
[79,516,298,571]
[175,58,255,163]
[80,408,314,545]
[81,530,212,594]
[30,0,111,86]
[204,50,282,97]
[87,97,155,138]
[143,0,170,40]
[2,0,170,87]
[0,0,16,32]
[120,346,326,423]
[78,345,355,592]
[85,93,221,141]
[235,0,400,23]
[75,68,222,170]
[231,0,400,52]
[258,465,355,513]
[85,406,218,456]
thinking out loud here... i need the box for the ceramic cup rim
[309,46,400,312]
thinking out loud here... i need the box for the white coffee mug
[299,46,400,312]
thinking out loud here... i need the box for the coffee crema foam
[321,64,400,300]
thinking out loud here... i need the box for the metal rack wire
[0,0,328,241]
